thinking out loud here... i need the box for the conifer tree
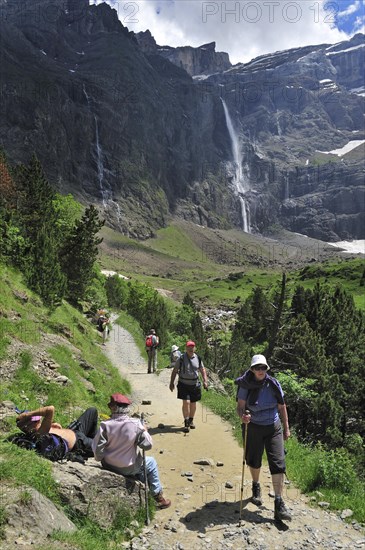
[266,273,289,359]
[28,226,66,306]
[15,155,66,305]
[271,315,336,443]
[61,205,104,305]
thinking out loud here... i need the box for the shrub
[318,448,357,494]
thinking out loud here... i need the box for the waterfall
[276,111,282,136]
[83,85,113,209]
[221,99,251,233]
[94,117,112,207]
[284,173,290,200]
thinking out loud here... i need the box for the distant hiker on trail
[15,405,98,460]
[97,313,111,346]
[235,354,292,522]
[169,344,181,368]
[169,340,208,433]
[92,393,171,509]
[145,329,159,373]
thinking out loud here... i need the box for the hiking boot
[183,418,190,433]
[251,482,263,506]
[188,418,195,429]
[154,492,171,509]
[274,497,292,522]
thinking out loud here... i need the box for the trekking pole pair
[239,411,249,526]
[140,413,150,526]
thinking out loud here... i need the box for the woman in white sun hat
[170,345,181,367]
[235,354,291,523]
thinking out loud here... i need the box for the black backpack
[10,432,68,462]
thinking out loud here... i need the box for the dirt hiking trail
[104,321,365,550]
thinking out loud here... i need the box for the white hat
[250,354,270,370]
[171,345,179,352]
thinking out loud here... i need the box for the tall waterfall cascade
[83,85,121,225]
[221,99,251,233]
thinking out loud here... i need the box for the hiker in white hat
[169,345,181,368]
[235,354,292,523]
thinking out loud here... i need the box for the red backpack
[145,335,153,348]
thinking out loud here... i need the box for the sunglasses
[252,365,268,371]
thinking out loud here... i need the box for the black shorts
[177,381,201,402]
[241,420,286,474]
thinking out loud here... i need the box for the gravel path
[104,321,365,550]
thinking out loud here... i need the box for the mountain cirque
[0,0,364,240]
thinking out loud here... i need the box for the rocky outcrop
[135,34,232,76]
[54,459,145,529]
[0,483,76,547]
[0,459,146,546]
[156,41,231,76]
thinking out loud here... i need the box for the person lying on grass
[16,405,98,458]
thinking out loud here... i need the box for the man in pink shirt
[92,393,171,509]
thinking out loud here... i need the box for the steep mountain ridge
[0,0,363,240]
[135,31,232,76]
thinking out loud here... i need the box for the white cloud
[95,0,357,64]
[353,15,365,32]
[338,1,360,19]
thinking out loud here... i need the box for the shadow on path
[179,499,290,533]
[148,425,186,436]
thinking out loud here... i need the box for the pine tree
[28,226,66,306]
[15,155,66,305]
[61,205,104,305]
[271,315,337,443]
[266,273,289,359]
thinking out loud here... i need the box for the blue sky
[333,0,364,32]
[94,1,365,64]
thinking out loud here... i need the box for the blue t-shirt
[237,380,284,426]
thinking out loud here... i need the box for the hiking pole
[140,413,150,526]
[239,411,249,526]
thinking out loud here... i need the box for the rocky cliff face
[0,0,226,237]
[201,34,365,239]
[0,0,363,240]
[135,33,231,76]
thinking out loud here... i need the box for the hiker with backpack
[145,329,159,373]
[235,354,292,522]
[15,405,98,461]
[97,313,111,346]
[169,340,208,433]
[92,393,171,509]
[169,344,181,368]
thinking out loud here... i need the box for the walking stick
[239,411,249,526]
[140,413,150,526]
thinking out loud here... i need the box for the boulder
[53,459,145,530]
[1,483,76,545]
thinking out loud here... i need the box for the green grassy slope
[0,262,130,419]
[98,221,365,309]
